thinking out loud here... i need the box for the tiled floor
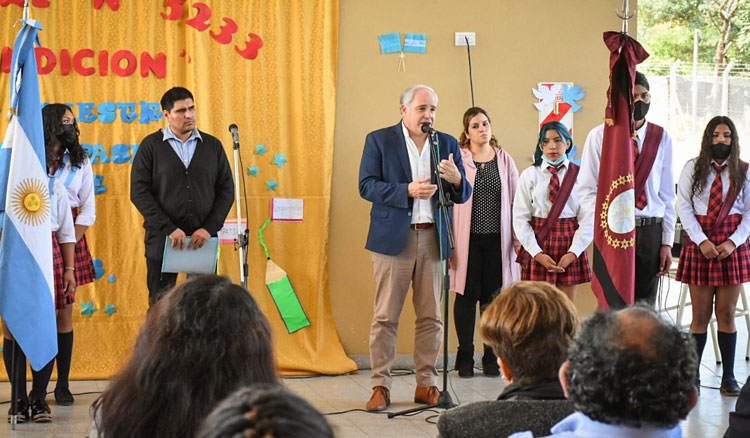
[0,352,746,438]
[0,280,748,437]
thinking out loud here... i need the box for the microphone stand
[389,128,456,418]
[230,132,250,289]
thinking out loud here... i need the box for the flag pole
[616,0,634,35]
[23,0,29,21]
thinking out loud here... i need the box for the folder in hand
[161,236,219,274]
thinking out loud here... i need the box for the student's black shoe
[54,386,74,406]
[29,399,51,423]
[720,378,742,396]
[455,350,474,378]
[482,346,500,377]
[7,399,28,423]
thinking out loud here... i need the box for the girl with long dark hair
[41,103,97,406]
[676,115,750,396]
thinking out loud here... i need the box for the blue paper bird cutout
[566,144,581,166]
[562,84,586,112]
[80,300,97,318]
[266,179,279,191]
[247,165,260,176]
[255,143,268,156]
[272,153,288,169]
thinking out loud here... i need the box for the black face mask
[711,143,732,161]
[58,124,78,146]
[633,100,650,121]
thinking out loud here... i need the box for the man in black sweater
[130,87,234,305]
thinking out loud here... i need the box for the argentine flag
[0,19,57,371]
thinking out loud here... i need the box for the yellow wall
[329,0,637,356]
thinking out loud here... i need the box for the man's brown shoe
[366,386,390,411]
[414,385,439,404]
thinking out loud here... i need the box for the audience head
[93,275,279,438]
[459,106,499,149]
[480,281,578,385]
[562,305,698,428]
[197,384,334,438]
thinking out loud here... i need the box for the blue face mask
[542,154,565,166]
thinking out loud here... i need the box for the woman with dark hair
[513,121,592,300]
[90,275,279,438]
[450,107,520,377]
[41,103,97,406]
[196,384,333,438]
[676,115,750,396]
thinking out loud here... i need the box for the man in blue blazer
[359,85,471,411]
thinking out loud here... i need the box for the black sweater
[130,129,234,259]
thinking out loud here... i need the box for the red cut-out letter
[140,52,166,78]
[160,0,185,20]
[111,50,136,76]
[210,17,237,44]
[59,48,71,75]
[93,0,119,11]
[235,33,263,60]
[98,50,108,76]
[1,47,12,73]
[35,47,56,74]
[185,2,211,31]
[72,49,95,76]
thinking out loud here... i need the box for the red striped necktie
[707,163,727,223]
[548,165,562,203]
[633,138,648,210]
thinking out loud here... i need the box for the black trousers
[634,221,663,306]
[146,257,178,307]
[454,233,502,353]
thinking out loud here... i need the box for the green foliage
[639,0,750,67]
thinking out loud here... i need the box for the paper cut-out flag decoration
[403,33,426,53]
[379,32,401,54]
[259,218,310,333]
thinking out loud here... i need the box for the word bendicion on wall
[0,47,167,78]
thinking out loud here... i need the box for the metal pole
[669,60,681,128]
[231,146,246,289]
[721,61,735,116]
[692,30,700,131]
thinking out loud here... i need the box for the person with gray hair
[510,305,698,438]
[359,84,471,411]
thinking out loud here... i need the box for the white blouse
[513,159,593,257]
[53,151,96,226]
[676,158,750,246]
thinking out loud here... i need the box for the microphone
[421,123,435,134]
[228,124,240,149]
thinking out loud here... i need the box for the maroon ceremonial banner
[591,32,649,309]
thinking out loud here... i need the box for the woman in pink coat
[449,107,521,377]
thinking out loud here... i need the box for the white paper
[161,237,219,274]
[271,198,303,222]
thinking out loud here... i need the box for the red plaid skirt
[71,208,96,286]
[520,217,592,285]
[52,232,74,309]
[676,214,750,285]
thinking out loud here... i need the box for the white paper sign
[271,198,303,222]
[218,218,248,243]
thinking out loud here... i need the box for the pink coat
[449,147,521,295]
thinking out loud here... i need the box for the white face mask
[542,154,565,166]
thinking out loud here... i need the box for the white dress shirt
[402,122,434,224]
[53,151,96,226]
[577,121,676,246]
[513,159,593,257]
[50,179,76,244]
[676,158,750,246]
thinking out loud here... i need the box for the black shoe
[54,386,74,406]
[721,378,742,396]
[482,346,500,377]
[455,350,474,378]
[7,399,28,423]
[29,399,51,423]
